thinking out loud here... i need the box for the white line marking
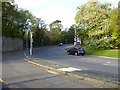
[58,67,82,72]
[107,61,111,64]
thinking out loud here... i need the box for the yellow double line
[47,70,59,75]
[0,78,3,82]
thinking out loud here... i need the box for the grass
[64,48,70,51]
[84,49,119,58]
[65,47,119,58]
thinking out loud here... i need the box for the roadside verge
[24,58,119,88]
[64,48,119,59]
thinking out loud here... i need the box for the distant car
[67,47,85,56]
[58,43,63,46]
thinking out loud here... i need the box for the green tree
[49,20,63,44]
[75,1,115,49]
[32,17,48,47]
[2,2,19,37]
[67,25,75,44]
[107,7,120,48]
[2,2,33,39]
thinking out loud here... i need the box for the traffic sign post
[30,32,34,56]
[26,29,29,50]
[74,25,77,46]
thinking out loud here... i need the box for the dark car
[67,47,85,56]
[58,43,63,46]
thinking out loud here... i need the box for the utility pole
[30,31,33,56]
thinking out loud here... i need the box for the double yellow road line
[0,78,3,82]
[47,70,59,75]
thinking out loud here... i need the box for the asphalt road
[32,44,119,78]
[2,48,99,88]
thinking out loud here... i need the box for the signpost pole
[74,25,77,46]
[75,28,77,46]
[30,32,33,56]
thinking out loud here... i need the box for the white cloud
[15,0,56,8]
[14,0,87,29]
[15,0,119,30]
[32,2,76,29]
[15,0,76,29]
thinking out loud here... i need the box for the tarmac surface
[2,50,103,88]
[31,44,119,78]
[2,44,119,88]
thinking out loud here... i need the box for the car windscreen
[78,48,84,50]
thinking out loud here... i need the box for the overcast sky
[15,0,119,30]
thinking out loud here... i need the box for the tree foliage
[2,2,33,38]
[75,1,119,49]
[108,7,120,47]
[49,20,63,44]
[2,2,74,48]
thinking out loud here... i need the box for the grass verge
[85,49,119,58]
[65,47,119,58]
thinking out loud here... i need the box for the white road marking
[90,55,118,60]
[58,67,82,72]
[104,64,110,65]
[103,63,118,67]
[24,53,31,59]
[24,53,28,58]
[107,61,111,64]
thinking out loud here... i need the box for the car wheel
[75,52,78,56]
[81,54,85,56]
[67,52,70,55]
